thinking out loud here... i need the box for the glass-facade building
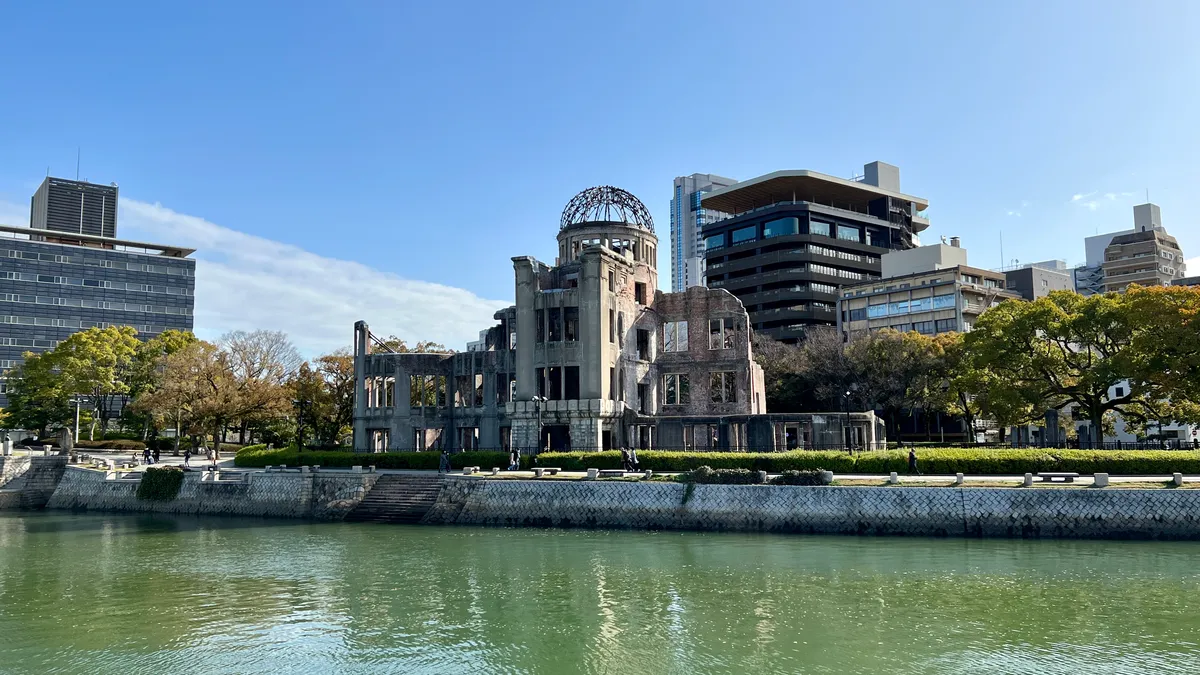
[669,173,737,292]
[0,177,196,407]
[701,163,929,343]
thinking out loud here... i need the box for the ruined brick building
[352,186,883,453]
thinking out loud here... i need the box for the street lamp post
[531,396,546,453]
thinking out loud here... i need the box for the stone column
[513,257,538,401]
[352,321,370,452]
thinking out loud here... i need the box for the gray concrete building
[701,161,929,343]
[1004,261,1074,300]
[1075,202,1187,295]
[669,173,737,291]
[352,187,896,454]
[0,178,196,407]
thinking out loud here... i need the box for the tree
[4,352,72,438]
[313,350,355,447]
[964,287,1200,446]
[220,330,301,444]
[290,362,326,451]
[378,335,452,354]
[125,330,198,445]
[54,326,141,439]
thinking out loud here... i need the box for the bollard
[1023,473,1034,487]
[462,467,474,475]
[820,470,834,485]
[586,468,599,480]
[1173,472,1184,487]
[1,439,11,456]
[1093,473,1109,488]
[954,473,964,486]
[351,465,363,474]
[888,472,899,485]
[534,468,545,478]
[644,469,654,479]
[491,467,500,476]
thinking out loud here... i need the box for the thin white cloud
[1006,210,1021,218]
[1071,192,1096,202]
[0,198,511,355]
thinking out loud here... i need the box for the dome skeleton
[560,186,654,232]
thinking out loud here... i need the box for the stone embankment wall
[0,456,69,509]
[423,479,1200,540]
[0,456,32,488]
[46,467,378,520]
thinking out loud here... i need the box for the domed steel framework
[560,186,654,232]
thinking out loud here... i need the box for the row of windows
[2,248,192,276]
[0,315,169,334]
[0,271,192,296]
[0,293,192,316]
[809,264,867,281]
[858,294,957,319]
[0,336,58,349]
[706,215,894,252]
[662,371,738,405]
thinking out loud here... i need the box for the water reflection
[1,512,1199,674]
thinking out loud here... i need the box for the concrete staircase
[345,474,445,524]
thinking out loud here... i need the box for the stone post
[1093,473,1109,488]
[1023,473,1034,487]
[1,438,11,457]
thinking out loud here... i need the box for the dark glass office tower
[701,161,929,343]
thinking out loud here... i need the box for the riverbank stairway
[345,474,445,524]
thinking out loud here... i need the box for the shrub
[75,439,146,451]
[137,466,185,501]
[770,469,827,486]
[676,466,767,485]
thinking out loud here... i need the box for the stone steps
[345,475,445,524]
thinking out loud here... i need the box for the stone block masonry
[46,468,378,520]
[422,479,1200,540]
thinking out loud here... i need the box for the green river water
[1,512,1199,674]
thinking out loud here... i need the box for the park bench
[1037,472,1080,483]
[533,467,561,477]
[597,469,625,478]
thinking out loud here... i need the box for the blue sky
[1,1,1198,353]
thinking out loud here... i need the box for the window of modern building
[564,307,579,342]
[705,233,726,251]
[809,220,831,237]
[962,274,982,285]
[888,300,909,315]
[709,318,736,349]
[837,225,860,242]
[935,319,957,333]
[932,294,956,309]
[909,297,932,312]
[710,371,737,403]
[763,217,799,239]
[663,321,688,352]
[663,373,690,405]
[866,228,885,247]
[867,303,887,318]
[914,321,936,335]
[731,226,757,245]
[849,308,867,321]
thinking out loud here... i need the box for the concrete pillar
[391,364,412,451]
[1173,472,1184,487]
[352,321,370,451]
[1093,473,1109,488]
[579,253,603,399]
[513,258,538,401]
[1023,473,1034,487]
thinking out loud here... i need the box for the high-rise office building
[30,177,118,238]
[0,177,196,408]
[701,161,929,343]
[669,173,737,291]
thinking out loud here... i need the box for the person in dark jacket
[438,449,451,474]
[620,447,632,472]
[908,447,921,475]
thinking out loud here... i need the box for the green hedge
[231,446,1200,476]
[534,450,857,473]
[233,446,523,470]
[137,466,185,501]
[539,448,1200,476]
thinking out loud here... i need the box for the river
[1,512,1199,674]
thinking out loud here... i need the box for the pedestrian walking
[630,447,640,472]
[183,447,192,467]
[620,447,632,472]
[152,447,161,464]
[908,447,921,476]
[438,449,451,474]
[142,447,152,464]
[508,448,518,471]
